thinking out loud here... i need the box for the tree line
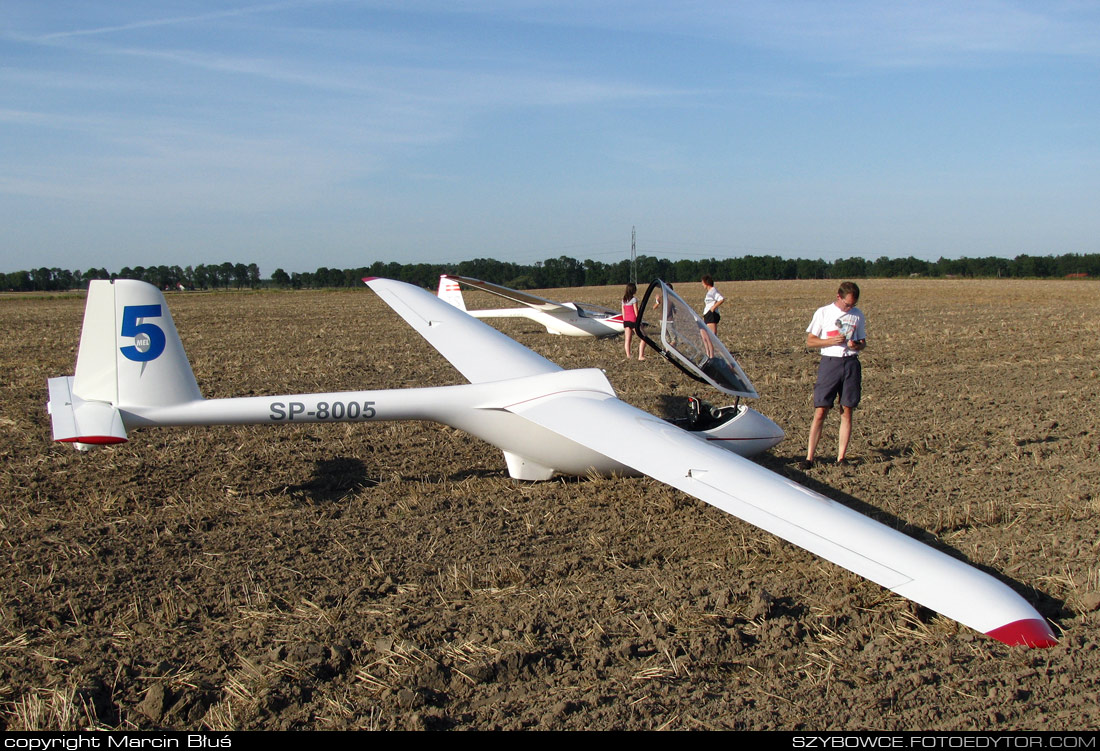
[2,263,261,293]
[3,253,1097,293]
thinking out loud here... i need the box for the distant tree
[2,270,31,291]
[671,259,699,283]
[634,255,671,285]
[343,268,368,287]
[231,263,248,289]
[271,268,291,287]
[599,259,628,285]
[52,268,76,290]
[1054,253,1100,277]
[797,258,828,279]
[536,256,585,288]
[831,257,868,278]
[506,274,536,289]
[218,262,234,288]
[151,265,173,289]
[583,259,609,286]
[1011,254,1056,278]
[935,256,967,277]
[457,257,517,284]
[192,264,212,289]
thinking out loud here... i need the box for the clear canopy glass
[641,281,758,399]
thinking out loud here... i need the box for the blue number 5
[120,304,166,362]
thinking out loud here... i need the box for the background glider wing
[445,275,622,323]
[506,390,1056,647]
[364,277,561,383]
[443,275,565,312]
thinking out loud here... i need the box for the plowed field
[2,278,1097,730]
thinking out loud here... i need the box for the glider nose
[986,618,1058,648]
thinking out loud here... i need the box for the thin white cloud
[3,0,1097,272]
[735,1,1100,65]
[33,0,330,41]
[379,0,1100,65]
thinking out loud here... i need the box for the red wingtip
[986,618,1058,648]
[362,277,377,283]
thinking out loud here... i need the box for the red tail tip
[986,618,1058,648]
[58,436,128,445]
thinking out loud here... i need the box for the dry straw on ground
[1,278,1097,730]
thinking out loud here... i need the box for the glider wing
[505,390,1056,647]
[442,275,565,312]
[444,275,620,322]
[364,277,561,383]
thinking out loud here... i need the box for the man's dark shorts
[814,355,862,409]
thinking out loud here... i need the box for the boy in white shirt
[801,282,867,469]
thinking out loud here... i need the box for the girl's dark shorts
[623,321,637,330]
[703,311,721,325]
[813,356,861,409]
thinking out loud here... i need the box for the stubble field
[1,278,1098,731]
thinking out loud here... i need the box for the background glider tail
[49,280,202,449]
[435,275,468,311]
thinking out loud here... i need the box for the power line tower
[630,226,637,285]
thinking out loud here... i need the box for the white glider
[47,278,1057,648]
[434,274,626,337]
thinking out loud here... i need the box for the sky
[2,1,1099,274]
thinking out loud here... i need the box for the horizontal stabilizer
[48,376,128,449]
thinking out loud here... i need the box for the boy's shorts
[813,356,861,409]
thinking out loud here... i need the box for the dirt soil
[2,278,1098,731]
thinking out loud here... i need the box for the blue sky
[3,1,1098,274]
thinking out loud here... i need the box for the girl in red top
[622,283,641,359]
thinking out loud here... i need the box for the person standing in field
[622,283,643,360]
[699,275,725,359]
[801,281,867,469]
[701,275,725,335]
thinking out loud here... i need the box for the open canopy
[637,280,758,399]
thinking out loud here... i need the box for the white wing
[443,275,618,321]
[366,278,1054,647]
[365,277,560,383]
[507,391,1055,647]
[443,275,568,312]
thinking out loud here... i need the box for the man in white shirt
[800,282,867,469]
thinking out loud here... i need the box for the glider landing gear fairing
[47,279,1057,649]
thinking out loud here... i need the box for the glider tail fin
[436,275,468,311]
[49,280,202,449]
